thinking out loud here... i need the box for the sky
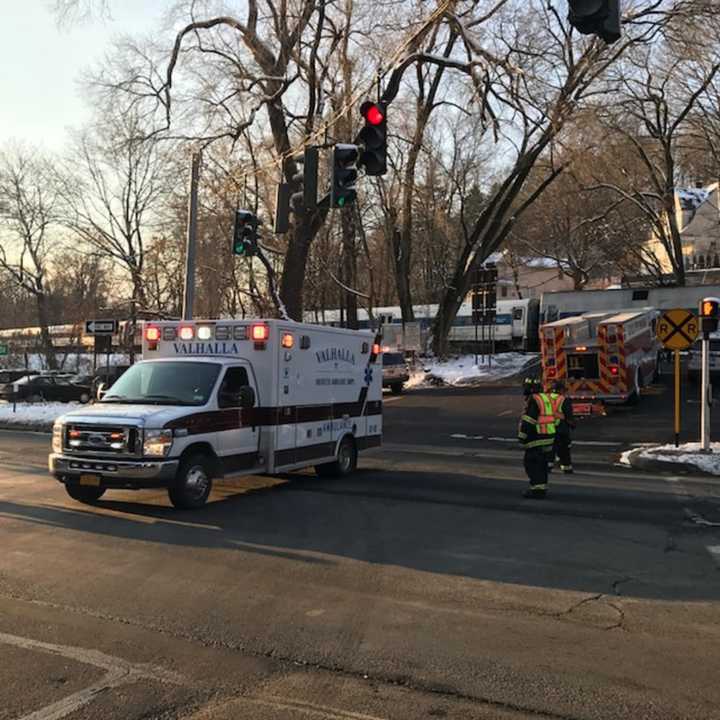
[1,1,167,151]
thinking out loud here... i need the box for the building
[646,182,720,274]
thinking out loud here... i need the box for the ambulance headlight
[143,429,173,457]
[52,421,64,453]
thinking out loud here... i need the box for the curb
[0,422,52,434]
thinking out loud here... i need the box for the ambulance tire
[169,453,213,509]
[316,437,357,478]
[65,484,105,504]
[627,369,640,405]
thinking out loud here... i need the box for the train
[305,298,541,351]
[6,283,720,357]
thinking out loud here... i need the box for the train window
[512,308,524,320]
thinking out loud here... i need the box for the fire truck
[539,309,660,411]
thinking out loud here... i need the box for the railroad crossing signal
[656,309,699,351]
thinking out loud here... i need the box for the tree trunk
[391,229,415,322]
[36,293,57,370]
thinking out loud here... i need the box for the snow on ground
[408,352,538,388]
[0,401,77,429]
[620,442,720,475]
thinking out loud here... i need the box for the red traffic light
[361,101,384,126]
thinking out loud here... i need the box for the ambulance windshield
[102,361,222,406]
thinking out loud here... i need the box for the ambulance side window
[218,367,250,408]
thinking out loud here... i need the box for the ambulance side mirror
[238,386,255,408]
[96,382,107,401]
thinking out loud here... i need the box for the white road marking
[0,632,183,720]
[706,546,720,566]
[450,433,468,439]
[497,409,513,416]
[382,396,403,404]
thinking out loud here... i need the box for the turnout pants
[523,447,548,493]
[554,434,572,469]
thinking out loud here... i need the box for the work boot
[561,465,574,474]
[523,488,547,499]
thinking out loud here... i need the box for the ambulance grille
[64,424,138,456]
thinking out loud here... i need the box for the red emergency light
[178,326,194,341]
[372,343,381,355]
[145,326,161,342]
[610,366,619,376]
[252,324,270,342]
[281,333,294,349]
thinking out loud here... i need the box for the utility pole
[182,151,202,321]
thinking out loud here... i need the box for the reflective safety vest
[548,392,565,428]
[533,393,557,436]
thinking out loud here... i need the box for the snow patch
[0,401,78,428]
[621,442,720,475]
[677,188,710,210]
[408,352,537,387]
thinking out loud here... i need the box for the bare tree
[593,27,720,285]
[61,110,173,331]
[0,146,63,368]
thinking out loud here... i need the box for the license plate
[79,474,100,487]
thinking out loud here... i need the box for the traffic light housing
[358,101,387,176]
[232,209,258,256]
[568,0,621,44]
[290,146,319,213]
[700,297,720,335]
[330,144,359,208]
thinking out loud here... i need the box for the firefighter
[518,378,555,498]
[550,380,575,473]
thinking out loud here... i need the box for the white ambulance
[49,319,382,509]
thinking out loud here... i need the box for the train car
[305,298,540,351]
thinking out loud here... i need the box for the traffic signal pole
[702,335,711,451]
[182,151,201,321]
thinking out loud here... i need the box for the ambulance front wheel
[316,437,357,478]
[169,453,213,509]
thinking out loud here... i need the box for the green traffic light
[337,197,346,208]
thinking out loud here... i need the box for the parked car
[0,374,92,403]
[0,369,38,384]
[382,351,410,394]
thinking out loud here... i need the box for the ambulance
[539,309,660,411]
[49,319,382,509]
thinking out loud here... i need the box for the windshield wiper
[141,394,196,405]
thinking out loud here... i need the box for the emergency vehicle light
[610,366,619,376]
[252,324,269,341]
[281,333,294,348]
[145,326,161,342]
[575,346,588,352]
[372,343,381,355]
[162,327,176,341]
[197,326,213,340]
[179,326,194,341]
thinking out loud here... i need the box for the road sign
[85,319,118,335]
[0,344,8,356]
[656,309,699,350]
[402,322,421,352]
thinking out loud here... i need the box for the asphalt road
[1,382,720,719]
